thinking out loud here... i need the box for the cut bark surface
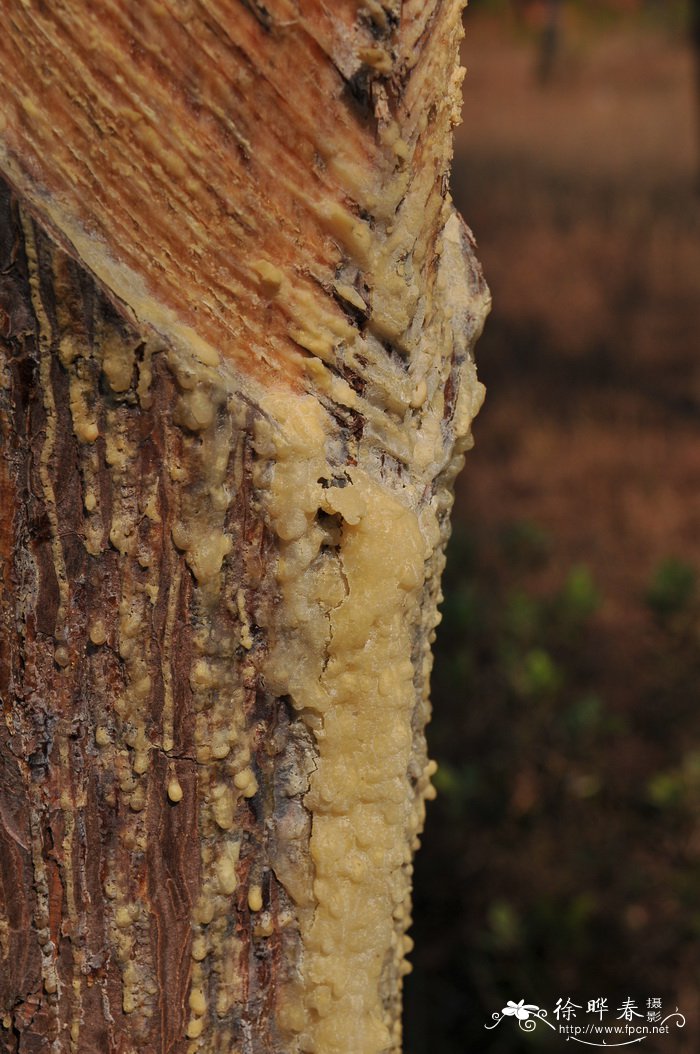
[0,3,488,1052]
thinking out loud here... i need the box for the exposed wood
[0,2,489,1052]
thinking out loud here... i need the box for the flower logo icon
[486,1000,554,1032]
[502,1000,540,1021]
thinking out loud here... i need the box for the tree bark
[0,3,489,1053]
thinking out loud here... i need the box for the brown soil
[454,11,700,612]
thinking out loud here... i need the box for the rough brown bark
[0,3,488,1053]
[0,186,300,1052]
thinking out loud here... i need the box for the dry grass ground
[455,9,700,606]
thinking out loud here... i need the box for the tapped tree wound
[0,2,489,1053]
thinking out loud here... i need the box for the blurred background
[405,1,700,1051]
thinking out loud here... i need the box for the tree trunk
[691,0,700,183]
[0,3,489,1053]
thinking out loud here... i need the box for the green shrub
[645,557,696,620]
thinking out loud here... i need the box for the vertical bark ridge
[0,191,312,1053]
